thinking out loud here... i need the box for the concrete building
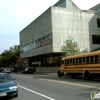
[20,0,100,72]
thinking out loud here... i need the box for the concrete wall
[20,7,53,58]
[20,0,100,59]
[20,7,52,47]
[51,6,100,53]
[36,67,58,73]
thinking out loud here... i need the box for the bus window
[95,55,99,62]
[68,59,69,65]
[99,55,100,62]
[90,56,94,63]
[75,58,78,64]
[73,58,75,64]
[70,59,72,64]
[83,57,85,63]
[65,60,67,65]
[86,56,89,63]
[79,58,82,64]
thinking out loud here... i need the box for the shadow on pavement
[0,96,12,100]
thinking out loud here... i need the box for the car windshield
[25,68,28,71]
[0,74,12,82]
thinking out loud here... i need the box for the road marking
[18,85,55,100]
[13,74,100,90]
[41,79,100,90]
[13,75,33,78]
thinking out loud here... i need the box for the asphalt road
[1,73,100,100]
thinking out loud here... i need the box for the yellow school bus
[57,51,100,79]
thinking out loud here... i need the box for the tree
[9,45,20,67]
[60,37,80,57]
[0,45,20,67]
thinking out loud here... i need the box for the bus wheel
[71,74,75,78]
[57,70,62,77]
[84,71,92,80]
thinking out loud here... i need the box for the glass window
[83,57,85,63]
[73,58,75,64]
[75,58,78,64]
[86,57,89,63]
[62,1,66,7]
[97,18,100,27]
[97,7,100,12]
[92,35,100,44]
[42,37,45,46]
[34,40,37,48]
[79,58,82,63]
[57,0,66,8]
[95,55,99,62]
[90,56,94,62]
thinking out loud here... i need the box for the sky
[0,0,100,54]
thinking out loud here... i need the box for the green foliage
[0,45,20,67]
[60,37,80,57]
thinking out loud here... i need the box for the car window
[0,74,12,82]
[25,68,28,71]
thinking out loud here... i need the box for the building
[20,0,100,72]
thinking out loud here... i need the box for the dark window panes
[86,57,89,63]
[73,58,75,64]
[68,59,69,64]
[83,57,85,63]
[79,58,81,63]
[95,55,98,62]
[92,35,100,44]
[65,60,67,64]
[90,56,94,62]
[76,58,78,64]
[97,18,100,27]
[70,59,72,64]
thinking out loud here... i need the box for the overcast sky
[0,0,100,54]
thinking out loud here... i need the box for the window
[75,58,78,64]
[97,18,100,27]
[90,56,94,63]
[95,55,98,62]
[57,0,66,8]
[92,35,100,44]
[69,59,72,64]
[96,7,100,12]
[86,56,89,63]
[79,58,82,63]
[68,59,69,64]
[73,58,75,64]
[83,57,85,63]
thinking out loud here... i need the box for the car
[0,73,18,98]
[3,68,11,73]
[22,67,34,74]
[11,68,18,72]
[0,68,3,72]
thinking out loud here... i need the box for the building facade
[20,0,100,72]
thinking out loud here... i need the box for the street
[1,73,100,100]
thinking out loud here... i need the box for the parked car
[11,68,18,72]
[0,73,18,98]
[3,68,11,73]
[22,67,34,74]
[0,68,3,72]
